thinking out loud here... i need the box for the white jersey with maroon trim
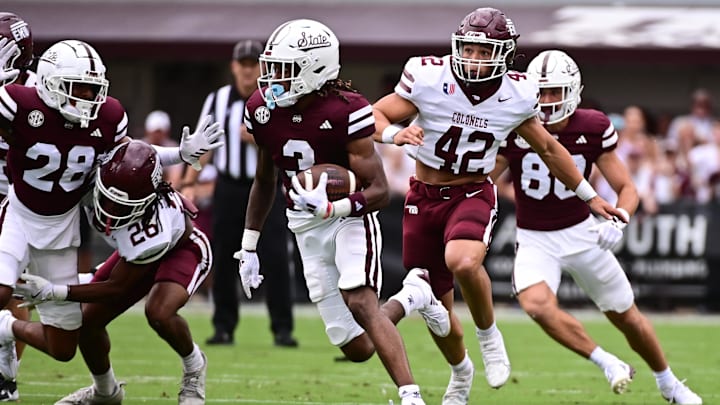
[396,54,539,176]
[94,192,188,264]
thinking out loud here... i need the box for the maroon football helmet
[93,140,163,232]
[0,12,33,85]
[451,7,519,83]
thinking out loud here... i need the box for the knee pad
[316,293,364,347]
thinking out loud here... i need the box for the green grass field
[17,303,719,404]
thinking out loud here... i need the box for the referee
[180,40,297,347]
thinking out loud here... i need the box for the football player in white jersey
[372,7,624,405]
[491,49,702,405]
[12,140,213,404]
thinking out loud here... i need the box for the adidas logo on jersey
[319,120,333,130]
[90,128,103,138]
[576,135,587,144]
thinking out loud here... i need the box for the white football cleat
[179,352,207,405]
[604,362,635,394]
[55,382,125,405]
[403,268,451,337]
[478,329,511,389]
[660,379,702,404]
[442,360,474,405]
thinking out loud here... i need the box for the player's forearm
[245,178,276,231]
[66,282,127,303]
[541,144,585,191]
[614,183,640,217]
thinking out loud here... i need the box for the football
[295,163,358,201]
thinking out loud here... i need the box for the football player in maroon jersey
[0,37,222,395]
[241,19,451,405]
[372,7,623,404]
[13,140,212,404]
[491,49,702,404]
[0,12,34,400]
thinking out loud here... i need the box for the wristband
[54,285,69,301]
[241,229,261,251]
[381,124,403,144]
[574,179,598,202]
[328,193,368,218]
[616,207,630,222]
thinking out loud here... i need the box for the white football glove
[234,249,263,299]
[15,273,69,308]
[0,38,20,85]
[289,172,333,219]
[589,216,627,251]
[180,115,225,171]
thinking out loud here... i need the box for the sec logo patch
[28,110,44,128]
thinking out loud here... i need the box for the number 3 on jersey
[521,153,586,200]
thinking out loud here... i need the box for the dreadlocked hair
[317,78,358,103]
[140,181,175,229]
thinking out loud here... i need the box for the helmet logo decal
[506,19,517,37]
[9,20,29,42]
[297,31,331,50]
[27,110,44,128]
[255,106,271,124]
[42,50,58,64]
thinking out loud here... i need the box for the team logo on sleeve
[254,106,271,124]
[27,110,44,128]
[442,83,456,95]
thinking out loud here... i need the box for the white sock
[653,367,676,389]
[451,351,473,374]
[398,384,421,399]
[92,367,118,396]
[476,322,498,339]
[589,346,620,370]
[182,343,205,372]
[389,285,424,316]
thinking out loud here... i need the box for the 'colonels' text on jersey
[0,84,126,215]
[499,109,618,231]
[244,88,374,207]
[396,54,539,175]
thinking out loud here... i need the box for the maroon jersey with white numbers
[499,109,617,231]
[244,88,375,207]
[0,84,126,215]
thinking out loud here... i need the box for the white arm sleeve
[152,145,183,165]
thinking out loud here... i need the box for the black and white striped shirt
[197,84,256,182]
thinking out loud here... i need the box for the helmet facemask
[45,74,108,128]
[93,172,157,233]
[451,35,516,83]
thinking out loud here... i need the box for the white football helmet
[36,40,109,128]
[526,50,583,125]
[258,19,340,108]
